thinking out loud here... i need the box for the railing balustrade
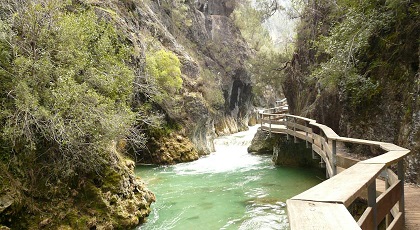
[258,102,410,230]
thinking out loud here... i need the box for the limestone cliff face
[192,0,253,135]
[103,0,253,162]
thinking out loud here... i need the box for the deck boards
[258,108,418,230]
[292,163,385,206]
[287,200,361,230]
[405,184,420,230]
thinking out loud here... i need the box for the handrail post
[305,121,309,148]
[260,113,263,127]
[398,160,405,224]
[332,140,337,176]
[385,173,391,228]
[368,180,377,230]
[286,116,290,141]
[293,117,297,143]
[269,114,272,138]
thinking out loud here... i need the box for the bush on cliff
[145,49,183,101]
[0,1,139,177]
[0,1,155,228]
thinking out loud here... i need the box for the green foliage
[0,1,139,176]
[145,49,183,101]
[233,0,273,52]
[233,0,291,101]
[308,0,396,104]
[289,0,419,118]
[344,75,380,108]
[249,51,289,96]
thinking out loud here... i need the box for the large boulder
[247,128,274,154]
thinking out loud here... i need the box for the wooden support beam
[367,180,377,230]
[293,117,297,143]
[397,161,405,226]
[358,207,373,229]
[332,140,337,176]
[386,212,404,230]
[376,180,402,224]
[305,121,309,148]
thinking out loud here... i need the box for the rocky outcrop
[272,136,319,167]
[145,133,199,164]
[195,0,236,17]
[248,130,319,167]
[108,0,253,162]
[247,128,274,154]
[0,152,155,229]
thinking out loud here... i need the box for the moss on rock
[145,132,199,165]
[0,148,155,230]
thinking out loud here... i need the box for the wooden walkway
[258,101,417,230]
[405,184,420,229]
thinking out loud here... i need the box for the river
[135,126,324,230]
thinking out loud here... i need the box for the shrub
[145,49,183,100]
[0,1,139,177]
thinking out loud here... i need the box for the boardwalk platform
[257,104,418,229]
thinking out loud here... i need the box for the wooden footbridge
[258,99,415,230]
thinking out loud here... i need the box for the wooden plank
[357,207,374,230]
[294,131,308,142]
[379,143,407,152]
[305,133,314,143]
[312,133,322,149]
[336,155,359,169]
[312,124,340,139]
[404,183,420,230]
[312,144,333,177]
[390,204,399,219]
[287,122,312,133]
[334,137,382,146]
[386,212,403,230]
[361,151,410,166]
[261,125,287,133]
[292,163,385,206]
[287,200,361,230]
[323,138,333,161]
[325,158,334,178]
[270,127,287,133]
[376,180,402,223]
[387,169,398,185]
[312,144,327,161]
[286,129,297,137]
[260,119,271,123]
[285,114,315,123]
[269,120,285,125]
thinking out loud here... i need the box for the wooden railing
[258,102,410,230]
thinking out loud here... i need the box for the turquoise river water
[135,126,324,230]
